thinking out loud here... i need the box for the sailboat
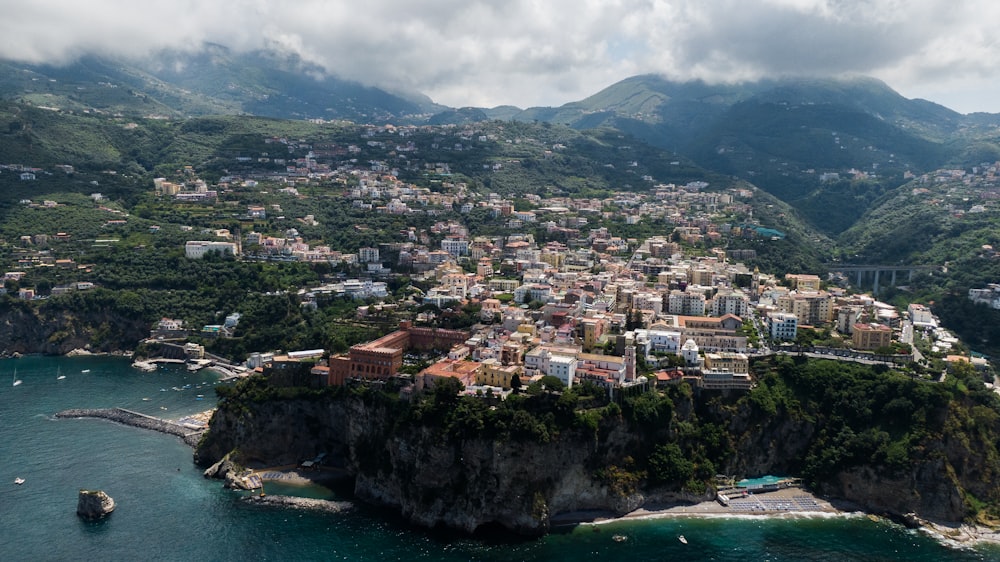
[12,368,22,387]
[57,367,66,380]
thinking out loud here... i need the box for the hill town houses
[1,122,980,396]
[144,124,959,399]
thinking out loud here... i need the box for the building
[680,339,700,366]
[667,290,706,316]
[777,291,831,326]
[548,354,577,388]
[698,369,752,390]
[908,303,936,329]
[785,274,821,291]
[327,321,469,385]
[358,247,380,264]
[441,237,470,256]
[852,323,892,351]
[704,352,749,375]
[767,312,798,341]
[416,359,482,391]
[475,358,523,388]
[185,241,238,259]
[711,289,749,318]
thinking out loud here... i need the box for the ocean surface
[1,355,999,562]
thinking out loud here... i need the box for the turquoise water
[737,475,789,487]
[1,356,998,561]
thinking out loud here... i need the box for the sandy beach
[552,485,842,527]
[552,485,1000,550]
[252,465,352,486]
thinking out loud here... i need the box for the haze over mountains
[4,46,1000,240]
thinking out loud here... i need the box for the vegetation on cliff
[198,356,1000,533]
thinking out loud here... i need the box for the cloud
[2,0,1000,111]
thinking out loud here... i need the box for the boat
[81,369,90,373]
[612,534,627,542]
[57,367,65,380]
[14,477,25,485]
[142,397,152,401]
[12,369,21,387]
[678,534,688,544]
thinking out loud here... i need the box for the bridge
[822,264,939,296]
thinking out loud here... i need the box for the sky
[2,0,1000,113]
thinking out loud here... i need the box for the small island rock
[77,489,115,519]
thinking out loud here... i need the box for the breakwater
[56,407,205,447]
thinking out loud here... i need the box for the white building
[711,289,749,318]
[548,355,577,389]
[359,247,380,263]
[681,338,701,366]
[668,291,706,316]
[441,237,470,256]
[185,241,238,259]
[908,303,936,329]
[767,312,798,341]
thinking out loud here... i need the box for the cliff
[195,384,709,535]
[195,358,1000,535]
[0,300,147,355]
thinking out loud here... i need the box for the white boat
[57,367,65,380]
[14,477,25,485]
[81,369,90,373]
[678,535,688,544]
[12,369,21,387]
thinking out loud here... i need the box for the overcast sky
[3,0,999,113]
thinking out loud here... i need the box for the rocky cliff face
[196,379,999,534]
[196,395,707,535]
[77,489,115,519]
[0,303,147,355]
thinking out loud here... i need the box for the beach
[552,485,841,528]
[551,484,1000,550]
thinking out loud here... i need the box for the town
[2,121,992,398]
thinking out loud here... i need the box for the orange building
[327,321,469,386]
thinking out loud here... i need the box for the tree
[648,443,694,484]
[538,375,565,392]
[432,376,465,405]
[510,373,522,393]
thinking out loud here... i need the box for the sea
[2,355,999,562]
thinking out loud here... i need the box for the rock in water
[77,489,115,519]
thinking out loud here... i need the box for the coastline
[46,404,1000,549]
[44,363,1000,550]
[553,486,842,527]
[553,486,1000,550]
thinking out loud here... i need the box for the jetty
[55,407,207,447]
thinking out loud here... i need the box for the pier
[55,407,207,447]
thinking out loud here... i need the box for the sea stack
[77,489,115,520]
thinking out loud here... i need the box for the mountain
[0,46,445,122]
[486,76,996,235]
[4,49,1000,238]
